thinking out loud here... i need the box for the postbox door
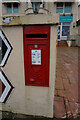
[25,44,49,87]
[23,25,50,87]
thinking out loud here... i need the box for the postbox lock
[30,78,35,82]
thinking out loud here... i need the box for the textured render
[70,2,79,46]
[0,1,2,16]
[2,26,26,114]
[2,25,58,118]
[0,1,2,24]
[79,26,80,35]
[70,2,78,34]
[0,14,59,26]
[54,0,75,2]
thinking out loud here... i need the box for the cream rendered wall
[2,25,57,118]
[70,2,78,36]
[0,0,2,16]
[48,2,54,14]
[43,2,57,15]
[78,26,80,35]
[53,3,57,14]
[2,4,7,15]
[54,0,75,2]
[71,2,78,22]
[19,2,26,16]
[2,26,26,114]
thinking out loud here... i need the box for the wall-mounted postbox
[23,25,50,87]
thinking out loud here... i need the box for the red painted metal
[23,25,50,87]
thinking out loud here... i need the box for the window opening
[62,22,70,36]
[7,3,19,14]
[56,2,63,13]
[65,2,72,13]
[7,3,12,14]
[13,3,19,13]
[43,0,45,8]
[56,2,72,13]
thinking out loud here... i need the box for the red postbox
[23,25,50,87]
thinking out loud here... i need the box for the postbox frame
[23,25,50,87]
